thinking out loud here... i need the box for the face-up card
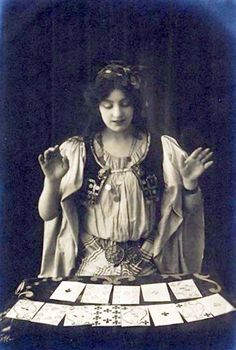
[141,283,171,302]
[64,305,95,326]
[200,293,235,317]
[168,279,202,300]
[176,300,214,322]
[50,281,86,302]
[31,303,69,325]
[112,286,140,305]
[148,304,184,326]
[80,284,113,304]
[93,305,121,326]
[121,306,150,327]
[5,300,44,321]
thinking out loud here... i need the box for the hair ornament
[96,61,147,90]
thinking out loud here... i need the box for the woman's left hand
[180,147,214,183]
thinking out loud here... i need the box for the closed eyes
[101,99,131,109]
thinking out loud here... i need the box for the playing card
[168,279,202,300]
[200,293,235,317]
[93,305,121,326]
[5,299,44,321]
[31,303,70,325]
[80,284,113,304]
[141,283,171,302]
[64,305,95,326]
[121,306,150,327]
[148,304,184,326]
[176,300,214,322]
[112,285,140,305]
[50,281,86,302]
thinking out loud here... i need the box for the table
[0,273,235,350]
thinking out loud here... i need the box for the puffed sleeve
[153,135,205,274]
[59,136,86,200]
[39,136,86,278]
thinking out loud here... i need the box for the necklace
[98,132,138,164]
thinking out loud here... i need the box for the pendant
[105,183,112,191]
[105,243,125,265]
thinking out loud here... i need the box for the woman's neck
[100,126,139,158]
[101,126,135,142]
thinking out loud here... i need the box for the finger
[38,154,45,165]
[47,147,56,152]
[201,151,213,163]
[198,148,211,160]
[44,151,52,161]
[189,147,203,159]
[204,160,214,170]
[44,147,55,158]
[53,145,60,153]
[44,147,61,160]
[53,146,63,159]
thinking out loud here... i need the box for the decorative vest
[76,132,164,207]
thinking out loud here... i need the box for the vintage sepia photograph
[0,0,236,349]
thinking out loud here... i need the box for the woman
[38,63,213,277]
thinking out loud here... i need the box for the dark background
[1,0,236,322]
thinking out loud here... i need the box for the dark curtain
[1,0,236,303]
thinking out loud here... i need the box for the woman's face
[99,89,134,133]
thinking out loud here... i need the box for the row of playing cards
[47,279,204,304]
[5,293,235,326]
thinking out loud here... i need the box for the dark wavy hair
[83,76,146,135]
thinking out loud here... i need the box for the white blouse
[80,133,158,242]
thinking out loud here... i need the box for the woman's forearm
[182,187,203,213]
[182,178,198,191]
[38,178,61,221]
[182,179,202,212]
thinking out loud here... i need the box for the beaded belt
[97,238,144,266]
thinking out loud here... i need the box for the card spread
[80,284,113,304]
[121,306,150,327]
[112,285,140,305]
[141,283,171,302]
[31,303,70,325]
[64,305,95,326]
[5,299,44,321]
[148,304,184,326]
[50,281,86,302]
[93,305,121,326]
[168,279,202,300]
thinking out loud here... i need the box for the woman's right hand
[38,145,69,182]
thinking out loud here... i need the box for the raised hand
[38,145,69,182]
[180,147,214,182]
